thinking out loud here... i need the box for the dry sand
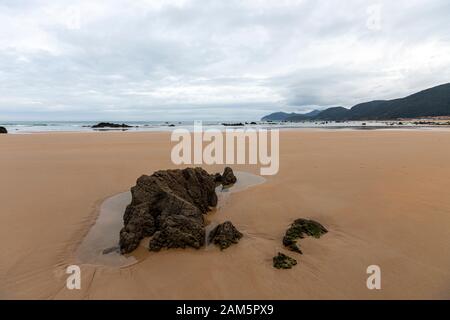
[0,130,449,299]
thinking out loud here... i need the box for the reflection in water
[76,192,139,267]
[76,171,266,267]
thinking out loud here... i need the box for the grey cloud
[0,0,449,120]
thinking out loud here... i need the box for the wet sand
[0,130,449,299]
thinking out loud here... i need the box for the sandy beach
[1,130,449,300]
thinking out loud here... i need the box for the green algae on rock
[283,219,328,253]
[273,252,297,269]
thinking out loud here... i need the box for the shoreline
[3,125,450,135]
[3,118,450,135]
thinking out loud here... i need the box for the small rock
[221,167,237,186]
[212,167,237,187]
[283,219,327,253]
[0,126,7,134]
[273,252,297,269]
[209,221,243,250]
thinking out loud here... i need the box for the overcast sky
[1,0,449,121]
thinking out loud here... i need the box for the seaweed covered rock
[273,252,297,269]
[119,167,218,254]
[283,219,328,253]
[0,126,7,134]
[209,221,243,250]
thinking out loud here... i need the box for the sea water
[0,120,435,134]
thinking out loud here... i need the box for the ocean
[0,120,438,133]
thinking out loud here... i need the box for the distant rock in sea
[120,167,240,254]
[222,122,244,126]
[92,122,133,129]
[0,126,7,134]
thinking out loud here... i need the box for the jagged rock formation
[273,252,297,269]
[120,167,217,253]
[283,219,328,254]
[0,126,7,134]
[119,167,240,254]
[209,221,243,250]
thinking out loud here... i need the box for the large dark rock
[119,167,218,254]
[0,126,7,134]
[283,219,328,253]
[92,122,133,129]
[209,221,243,250]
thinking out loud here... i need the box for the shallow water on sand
[75,171,265,267]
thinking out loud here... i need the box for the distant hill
[261,112,296,121]
[262,109,321,121]
[261,83,450,121]
[304,109,322,117]
[310,107,349,121]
